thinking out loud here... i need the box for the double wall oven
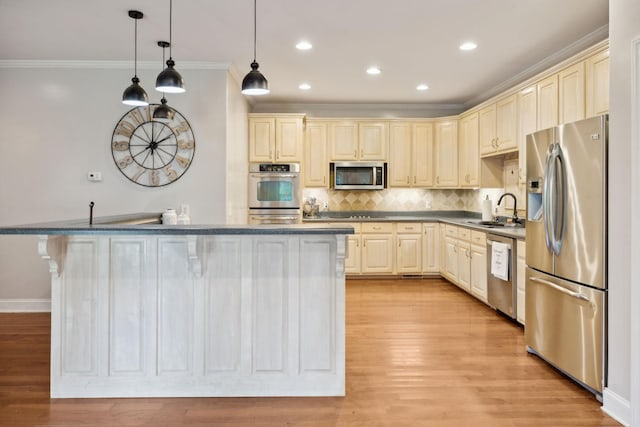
[248,163,301,225]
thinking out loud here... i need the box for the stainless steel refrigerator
[525,114,607,398]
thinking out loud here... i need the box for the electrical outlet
[322,200,328,210]
[425,200,432,209]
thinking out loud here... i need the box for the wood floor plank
[0,278,620,426]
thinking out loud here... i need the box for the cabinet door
[458,112,479,187]
[358,122,388,160]
[559,63,585,125]
[397,234,422,273]
[444,236,458,281]
[345,235,361,274]
[537,75,559,130]
[388,122,412,187]
[470,244,487,302]
[361,234,394,273]
[457,241,471,292]
[249,117,275,162]
[495,94,517,151]
[434,120,458,187]
[439,224,447,275]
[585,49,610,117]
[517,86,537,184]
[413,122,434,187]
[329,122,358,160]
[422,223,439,273]
[304,121,328,187]
[478,104,497,155]
[275,117,303,162]
[516,240,526,325]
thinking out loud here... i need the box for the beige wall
[0,64,237,303]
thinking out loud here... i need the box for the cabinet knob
[407,176,410,184]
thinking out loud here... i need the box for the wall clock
[111,104,195,187]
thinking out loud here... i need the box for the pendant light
[122,10,148,106]
[155,0,185,93]
[153,41,175,121]
[241,0,269,95]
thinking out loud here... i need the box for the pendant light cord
[134,15,138,77]
[253,0,257,62]
[169,0,173,59]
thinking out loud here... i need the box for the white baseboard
[603,388,631,426]
[0,298,51,312]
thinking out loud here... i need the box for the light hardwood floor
[0,278,619,426]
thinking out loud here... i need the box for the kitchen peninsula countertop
[303,210,525,240]
[0,212,354,236]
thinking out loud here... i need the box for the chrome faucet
[497,192,519,223]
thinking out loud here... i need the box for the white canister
[162,208,178,225]
[177,204,191,225]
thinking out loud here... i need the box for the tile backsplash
[303,188,508,213]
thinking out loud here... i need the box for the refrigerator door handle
[543,144,555,254]
[530,276,591,303]
[553,145,567,255]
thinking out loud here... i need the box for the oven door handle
[250,173,299,179]
[250,215,300,220]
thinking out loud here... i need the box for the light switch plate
[87,171,102,182]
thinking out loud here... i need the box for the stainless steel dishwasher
[486,233,517,319]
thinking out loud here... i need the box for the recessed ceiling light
[296,41,312,50]
[298,83,311,90]
[366,66,381,75]
[459,41,477,51]
[416,84,429,91]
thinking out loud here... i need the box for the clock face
[111,105,195,187]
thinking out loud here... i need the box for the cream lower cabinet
[344,223,362,274]
[455,227,471,292]
[361,223,394,274]
[422,223,439,273]
[469,231,487,302]
[516,240,526,325]
[396,223,422,273]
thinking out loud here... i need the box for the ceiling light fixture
[122,10,148,106]
[298,83,311,90]
[459,41,477,51]
[416,84,429,91]
[296,41,312,50]
[241,0,269,95]
[155,0,186,94]
[366,66,381,75]
[153,41,175,122]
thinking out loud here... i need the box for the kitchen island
[0,214,353,398]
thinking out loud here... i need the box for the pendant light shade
[123,10,148,106]
[153,41,175,122]
[241,0,269,95]
[156,0,185,94]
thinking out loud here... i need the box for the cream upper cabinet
[517,85,537,184]
[359,122,388,160]
[388,122,413,187]
[586,49,610,118]
[458,112,479,187]
[422,223,439,273]
[249,114,304,162]
[434,119,458,187]
[329,121,387,161]
[559,62,585,124]
[304,121,329,187]
[396,223,422,274]
[537,74,559,130]
[389,121,434,187]
[329,121,359,160]
[248,114,303,162]
[479,94,517,156]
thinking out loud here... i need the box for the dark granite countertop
[0,213,354,236]
[302,210,525,240]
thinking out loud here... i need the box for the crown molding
[0,60,231,70]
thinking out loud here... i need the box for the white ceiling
[0,0,609,107]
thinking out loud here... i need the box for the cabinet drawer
[445,225,459,238]
[396,223,422,233]
[470,230,486,246]
[458,227,471,242]
[362,222,393,233]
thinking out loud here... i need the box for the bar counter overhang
[0,213,353,398]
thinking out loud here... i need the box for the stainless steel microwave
[333,162,385,190]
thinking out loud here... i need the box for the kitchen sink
[467,220,505,228]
